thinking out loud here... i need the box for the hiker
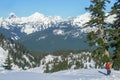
[105,61,112,75]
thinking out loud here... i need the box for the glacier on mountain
[53,29,65,36]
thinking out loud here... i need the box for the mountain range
[0,12,115,51]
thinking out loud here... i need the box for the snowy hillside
[0,47,8,69]
[28,52,96,73]
[0,46,21,70]
[0,35,37,70]
[0,68,120,80]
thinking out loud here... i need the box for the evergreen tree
[44,64,49,73]
[110,0,120,70]
[85,0,110,58]
[0,33,4,42]
[3,53,12,70]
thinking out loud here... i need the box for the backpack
[106,63,111,69]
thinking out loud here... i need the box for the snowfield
[0,68,120,80]
[0,46,120,80]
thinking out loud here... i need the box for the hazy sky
[0,0,116,18]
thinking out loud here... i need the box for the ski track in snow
[0,69,120,80]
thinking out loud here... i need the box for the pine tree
[110,0,120,70]
[0,34,5,42]
[3,53,12,70]
[85,0,110,58]
[44,64,49,73]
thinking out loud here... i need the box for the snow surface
[36,36,47,41]
[72,13,91,27]
[0,46,21,70]
[105,14,116,24]
[53,29,65,35]
[0,47,8,69]
[0,68,120,80]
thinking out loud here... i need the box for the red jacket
[106,62,111,70]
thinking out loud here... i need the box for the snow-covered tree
[3,53,12,70]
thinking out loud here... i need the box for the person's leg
[109,70,111,75]
[107,70,111,75]
[107,70,109,75]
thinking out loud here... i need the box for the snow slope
[0,68,120,80]
[0,47,8,69]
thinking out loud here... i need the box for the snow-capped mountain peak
[0,12,115,40]
[8,13,18,19]
[31,12,44,17]
[28,12,45,21]
[105,14,116,24]
[72,13,91,27]
[53,16,63,22]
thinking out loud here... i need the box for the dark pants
[107,69,111,75]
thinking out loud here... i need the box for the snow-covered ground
[0,46,120,80]
[0,68,120,80]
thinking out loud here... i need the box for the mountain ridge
[0,12,95,39]
[0,12,115,51]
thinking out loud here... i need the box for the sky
[0,0,116,18]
